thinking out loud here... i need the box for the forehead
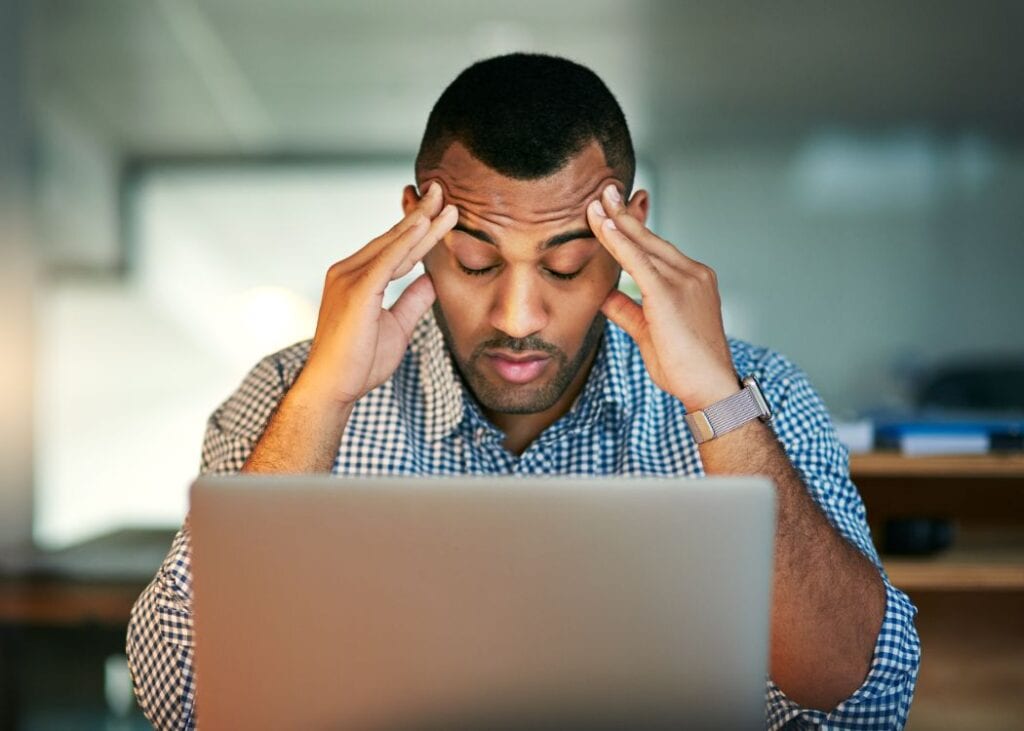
[418,140,620,229]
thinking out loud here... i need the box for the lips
[486,352,551,385]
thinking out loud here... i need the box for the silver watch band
[685,376,771,444]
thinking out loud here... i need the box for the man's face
[404,140,648,416]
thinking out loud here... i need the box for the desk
[4,467,1022,728]
[852,451,1024,730]
[0,579,145,626]
[0,529,174,728]
[0,528,174,625]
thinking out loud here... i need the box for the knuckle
[636,251,658,273]
[679,272,701,289]
[352,265,375,290]
[326,261,346,281]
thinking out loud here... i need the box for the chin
[470,376,566,415]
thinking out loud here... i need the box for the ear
[626,188,650,226]
[401,184,421,216]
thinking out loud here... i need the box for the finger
[401,181,446,229]
[372,204,456,286]
[383,181,444,241]
[341,182,445,272]
[599,184,697,268]
[600,288,649,345]
[388,272,437,339]
[587,198,663,288]
[392,203,458,280]
[353,215,430,295]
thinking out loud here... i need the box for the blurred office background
[1,1,1022,728]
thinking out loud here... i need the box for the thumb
[389,272,436,339]
[601,289,647,343]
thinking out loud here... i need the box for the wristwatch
[684,375,773,444]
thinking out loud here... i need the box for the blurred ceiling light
[155,0,275,146]
[791,130,936,213]
[790,130,995,214]
[472,20,536,57]
[229,285,315,357]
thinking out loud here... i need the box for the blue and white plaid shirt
[127,308,919,730]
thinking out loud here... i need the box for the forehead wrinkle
[448,175,616,230]
[453,203,518,232]
[420,141,622,231]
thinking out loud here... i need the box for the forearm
[699,418,885,711]
[242,374,354,474]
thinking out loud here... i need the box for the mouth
[485,351,552,385]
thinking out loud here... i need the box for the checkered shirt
[126,308,919,730]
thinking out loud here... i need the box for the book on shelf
[839,409,1024,456]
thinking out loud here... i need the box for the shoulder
[604,324,811,405]
[212,339,313,424]
[232,339,313,396]
[257,339,313,383]
[726,336,837,450]
[726,336,806,395]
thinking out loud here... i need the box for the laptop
[190,475,775,730]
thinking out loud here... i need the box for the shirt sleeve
[126,353,291,730]
[752,349,921,730]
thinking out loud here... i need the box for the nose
[489,268,549,339]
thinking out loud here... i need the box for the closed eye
[458,263,497,276]
[547,268,582,281]
[458,263,583,281]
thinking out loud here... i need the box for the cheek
[572,252,620,299]
[423,253,484,332]
[554,262,617,341]
[424,249,473,300]
[421,245,445,275]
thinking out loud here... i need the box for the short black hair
[415,53,635,194]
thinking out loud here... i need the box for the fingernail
[427,181,440,197]
[604,184,621,204]
[603,217,617,231]
[590,199,607,218]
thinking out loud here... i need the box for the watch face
[743,376,773,421]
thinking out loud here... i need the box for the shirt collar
[399,309,633,444]
[564,318,633,435]
[402,307,465,443]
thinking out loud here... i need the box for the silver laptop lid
[191,475,775,730]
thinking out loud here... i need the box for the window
[34,158,651,547]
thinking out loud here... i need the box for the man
[127,53,919,729]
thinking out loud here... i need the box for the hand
[586,184,740,411]
[299,182,458,406]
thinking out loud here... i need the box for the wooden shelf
[885,557,1024,591]
[851,451,1024,478]
[882,531,1024,591]
[852,451,1024,725]
[0,580,146,626]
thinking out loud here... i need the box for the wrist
[684,372,742,412]
[289,370,358,418]
[684,373,771,445]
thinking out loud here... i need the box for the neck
[484,343,600,456]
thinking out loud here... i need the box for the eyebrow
[452,223,595,251]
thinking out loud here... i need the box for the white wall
[654,131,1024,417]
[33,163,420,547]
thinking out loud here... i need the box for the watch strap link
[685,377,771,444]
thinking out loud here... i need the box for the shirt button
[474,427,486,445]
